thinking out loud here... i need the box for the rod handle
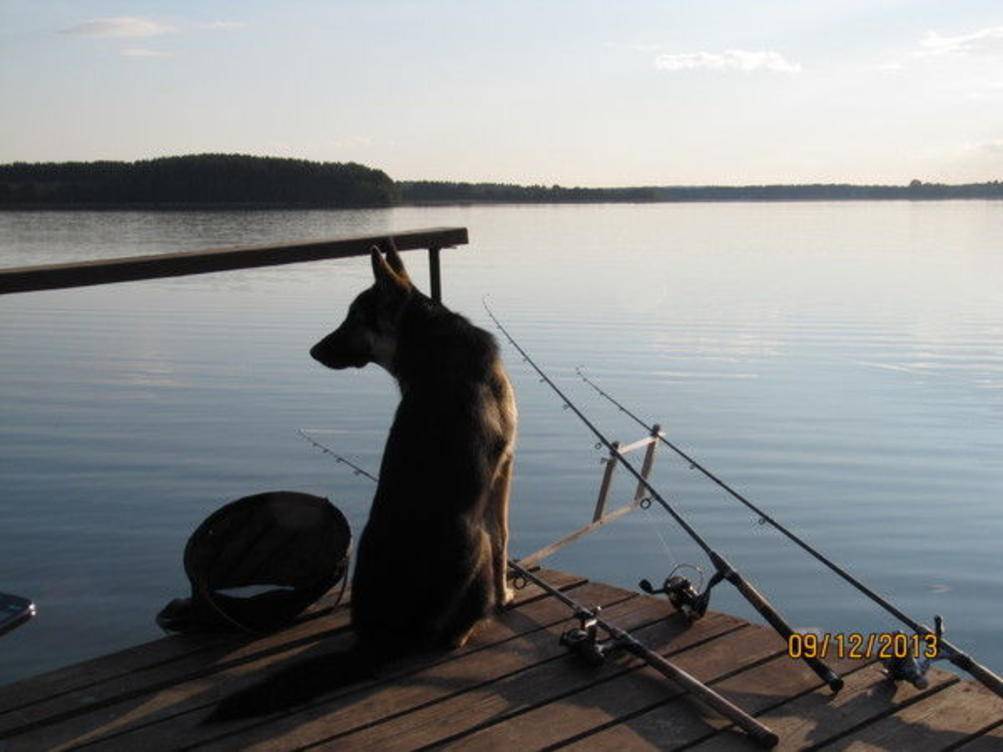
[717,559,844,693]
[624,643,778,748]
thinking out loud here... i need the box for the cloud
[965,81,1003,100]
[919,26,1003,56]
[967,139,1003,154]
[196,21,246,31]
[655,49,801,73]
[604,41,663,53]
[875,26,1003,72]
[60,17,175,38]
[952,139,1003,181]
[120,47,172,58]
[330,136,374,149]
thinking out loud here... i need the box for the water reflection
[1,201,1001,682]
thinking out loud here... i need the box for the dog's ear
[382,239,411,283]
[370,247,409,292]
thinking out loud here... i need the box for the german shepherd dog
[210,243,516,721]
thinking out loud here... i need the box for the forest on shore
[399,179,1003,202]
[0,155,398,208]
[2,154,1001,208]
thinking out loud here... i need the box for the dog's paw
[495,585,515,612]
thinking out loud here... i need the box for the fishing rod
[301,434,780,747]
[298,429,379,483]
[482,300,844,693]
[508,560,779,748]
[575,368,1003,700]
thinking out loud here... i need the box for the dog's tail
[206,644,381,723]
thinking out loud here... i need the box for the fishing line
[640,501,677,564]
[638,503,705,594]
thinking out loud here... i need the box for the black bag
[157,491,351,634]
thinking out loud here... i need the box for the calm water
[1,202,1001,684]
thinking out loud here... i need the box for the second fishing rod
[483,301,844,693]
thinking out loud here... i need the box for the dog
[210,242,517,721]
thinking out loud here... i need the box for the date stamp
[788,632,939,661]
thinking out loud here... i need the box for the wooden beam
[517,496,645,569]
[428,246,442,302]
[617,435,657,455]
[0,226,468,295]
[592,441,620,522]
[631,423,661,504]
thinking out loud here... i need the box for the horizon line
[1,153,1000,190]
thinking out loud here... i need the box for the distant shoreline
[0,202,392,211]
[3,154,1001,208]
[1,195,1001,211]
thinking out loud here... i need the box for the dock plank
[688,661,959,752]
[812,680,1003,751]
[0,573,598,751]
[953,720,1003,751]
[421,622,769,752]
[107,583,653,752]
[0,595,354,738]
[0,586,351,717]
[313,613,749,750]
[0,570,584,747]
[4,568,1000,752]
[552,631,860,752]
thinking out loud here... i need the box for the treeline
[0,155,398,208]
[399,179,1003,204]
[2,155,1001,207]
[397,182,661,203]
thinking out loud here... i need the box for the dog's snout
[310,328,368,369]
[310,337,337,367]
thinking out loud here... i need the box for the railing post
[428,246,442,302]
[593,441,620,522]
[633,424,661,502]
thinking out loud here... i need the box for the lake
[1,201,1001,683]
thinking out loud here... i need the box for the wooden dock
[2,569,1002,751]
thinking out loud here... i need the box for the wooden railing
[0,226,468,302]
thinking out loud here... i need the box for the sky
[1,1,1002,186]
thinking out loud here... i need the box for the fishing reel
[560,607,621,666]
[639,564,708,622]
[881,615,944,690]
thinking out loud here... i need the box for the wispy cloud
[604,41,663,53]
[330,136,374,149]
[59,16,243,60]
[655,49,801,73]
[920,26,1003,56]
[120,47,172,58]
[872,26,1003,73]
[196,20,246,31]
[966,139,1003,154]
[60,17,175,38]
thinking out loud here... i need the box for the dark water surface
[1,202,1001,683]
